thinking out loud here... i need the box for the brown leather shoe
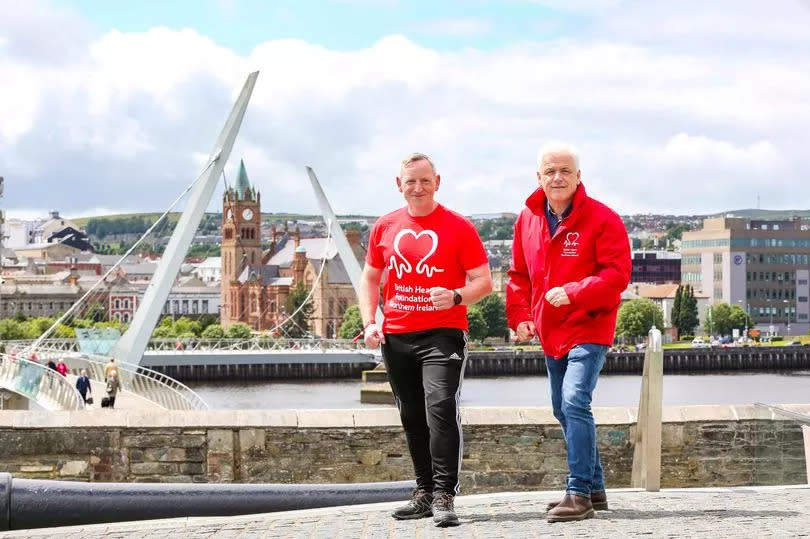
[546,493,594,523]
[546,490,608,511]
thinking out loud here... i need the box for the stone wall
[0,405,807,493]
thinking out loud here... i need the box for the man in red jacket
[506,143,631,523]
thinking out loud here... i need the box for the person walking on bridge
[506,143,631,523]
[75,369,92,405]
[359,153,493,527]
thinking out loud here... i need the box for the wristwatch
[452,289,463,306]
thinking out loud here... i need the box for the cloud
[1,1,809,220]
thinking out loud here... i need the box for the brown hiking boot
[547,493,594,523]
[546,490,608,511]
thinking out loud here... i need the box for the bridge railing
[55,350,208,411]
[4,338,368,354]
[0,354,84,411]
[3,344,209,411]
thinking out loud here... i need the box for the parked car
[787,340,803,346]
[691,337,710,348]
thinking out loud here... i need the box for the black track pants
[382,328,468,495]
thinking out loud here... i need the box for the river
[188,371,810,410]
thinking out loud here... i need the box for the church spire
[235,159,252,200]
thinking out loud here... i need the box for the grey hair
[400,152,436,175]
[537,142,580,170]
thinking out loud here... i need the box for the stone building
[219,161,362,336]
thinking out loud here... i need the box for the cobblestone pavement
[3,485,809,538]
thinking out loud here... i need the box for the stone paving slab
[2,485,808,538]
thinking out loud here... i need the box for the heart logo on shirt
[390,228,445,278]
[564,232,580,247]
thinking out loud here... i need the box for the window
[124,299,130,309]
[202,300,209,312]
[123,313,130,323]
[182,300,189,314]
[799,314,808,320]
[192,301,199,314]
[114,299,120,309]
[713,253,722,264]
[799,279,808,285]
[338,298,348,315]
[173,300,180,313]
[799,296,808,303]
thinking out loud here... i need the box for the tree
[198,314,218,331]
[728,304,753,333]
[466,305,488,343]
[226,323,253,339]
[0,319,24,341]
[616,299,664,339]
[173,316,202,337]
[84,301,106,323]
[678,286,699,335]
[338,305,364,340]
[201,324,225,339]
[479,294,509,340]
[284,282,313,338]
[705,303,733,336]
[671,286,683,331]
[152,325,176,339]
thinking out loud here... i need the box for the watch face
[242,208,254,221]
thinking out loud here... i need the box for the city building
[681,216,810,335]
[191,256,222,283]
[631,283,711,330]
[631,250,681,284]
[219,161,361,336]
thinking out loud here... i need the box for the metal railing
[3,344,209,411]
[0,354,84,411]
[43,349,208,411]
[4,338,369,354]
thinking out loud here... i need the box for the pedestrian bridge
[0,354,84,411]
[1,346,209,411]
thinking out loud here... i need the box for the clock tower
[221,159,262,325]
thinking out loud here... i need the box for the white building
[191,257,222,283]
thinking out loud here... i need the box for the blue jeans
[545,344,607,498]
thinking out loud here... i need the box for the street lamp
[783,299,791,337]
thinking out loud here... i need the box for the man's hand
[545,286,571,307]
[363,323,385,348]
[516,320,537,341]
[429,287,455,310]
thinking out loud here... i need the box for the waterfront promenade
[2,485,808,538]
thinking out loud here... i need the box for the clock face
[242,208,254,221]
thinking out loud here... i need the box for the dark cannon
[0,473,414,531]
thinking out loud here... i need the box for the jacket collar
[526,182,588,216]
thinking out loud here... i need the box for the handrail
[754,402,810,424]
[4,338,369,353]
[4,345,209,411]
[0,354,84,411]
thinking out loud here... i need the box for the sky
[1,0,810,220]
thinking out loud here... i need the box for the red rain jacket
[506,183,631,358]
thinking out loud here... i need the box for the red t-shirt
[366,204,488,334]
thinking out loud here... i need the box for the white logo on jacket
[389,228,446,278]
[562,231,580,257]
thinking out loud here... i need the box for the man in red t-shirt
[359,153,492,528]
